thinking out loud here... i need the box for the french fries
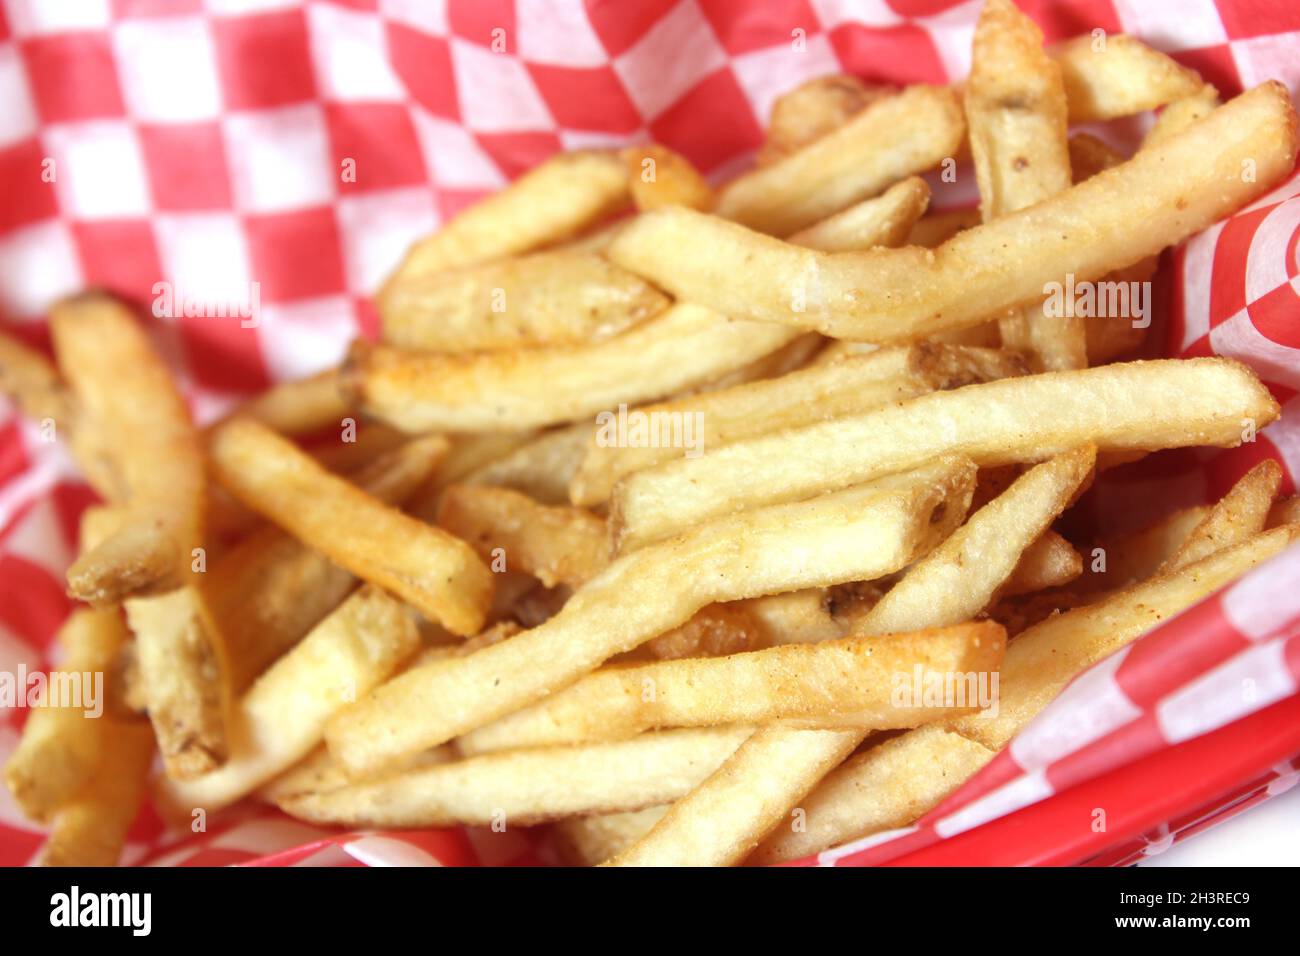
[212,369,350,437]
[0,327,72,425]
[714,85,963,235]
[51,294,205,604]
[1158,460,1281,572]
[326,458,975,775]
[381,253,669,352]
[283,727,754,828]
[756,74,893,166]
[571,343,1026,506]
[786,176,930,252]
[209,418,493,636]
[158,587,420,815]
[751,515,1297,864]
[459,621,1004,755]
[611,359,1277,550]
[1052,33,1206,123]
[383,149,629,287]
[609,83,1297,342]
[3,607,127,821]
[966,0,1082,371]
[621,144,713,211]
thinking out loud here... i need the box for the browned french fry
[999,530,1082,597]
[786,177,930,252]
[715,85,964,235]
[0,326,72,425]
[212,369,349,437]
[457,421,593,507]
[209,419,493,636]
[905,207,980,248]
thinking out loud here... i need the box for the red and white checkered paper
[1,0,1299,867]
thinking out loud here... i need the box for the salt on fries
[3,0,1298,868]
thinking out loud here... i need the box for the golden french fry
[748,723,996,864]
[40,719,154,868]
[459,421,592,507]
[757,74,893,166]
[905,207,981,248]
[3,608,127,822]
[1083,505,1211,592]
[859,447,1095,636]
[383,150,629,287]
[715,85,963,235]
[742,589,843,646]
[622,144,713,211]
[786,177,930,252]
[212,369,349,437]
[381,252,669,352]
[611,358,1278,550]
[1267,496,1300,529]
[437,484,607,589]
[209,419,492,636]
[608,84,1297,343]
[286,727,754,828]
[0,327,72,425]
[1144,85,1221,150]
[641,603,769,660]
[157,587,420,815]
[209,436,448,693]
[1052,33,1205,123]
[1068,132,1124,182]
[572,343,1026,507]
[1159,459,1282,572]
[258,743,456,804]
[966,0,1081,371]
[459,621,1005,755]
[51,294,204,604]
[327,458,975,775]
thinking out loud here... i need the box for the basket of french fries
[1,0,1299,868]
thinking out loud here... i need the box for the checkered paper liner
[1,0,1299,867]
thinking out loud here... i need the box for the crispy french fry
[326,458,975,775]
[742,589,843,646]
[748,724,996,864]
[572,343,1026,507]
[383,150,629,287]
[966,0,1081,371]
[1159,460,1282,572]
[786,177,930,252]
[381,253,669,352]
[1068,132,1124,182]
[553,807,669,866]
[286,727,754,828]
[212,369,349,437]
[715,85,963,235]
[345,304,801,433]
[40,719,154,867]
[209,436,448,693]
[608,84,1297,342]
[459,621,1005,755]
[1052,33,1205,122]
[1084,505,1211,592]
[51,294,204,604]
[0,327,72,425]
[1000,530,1082,597]
[859,447,1095,636]
[752,520,1297,864]
[437,484,606,589]
[757,74,893,166]
[209,419,492,636]
[158,587,420,815]
[641,603,769,660]
[622,144,713,211]
[3,608,127,822]
[611,358,1277,550]
[258,743,456,804]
